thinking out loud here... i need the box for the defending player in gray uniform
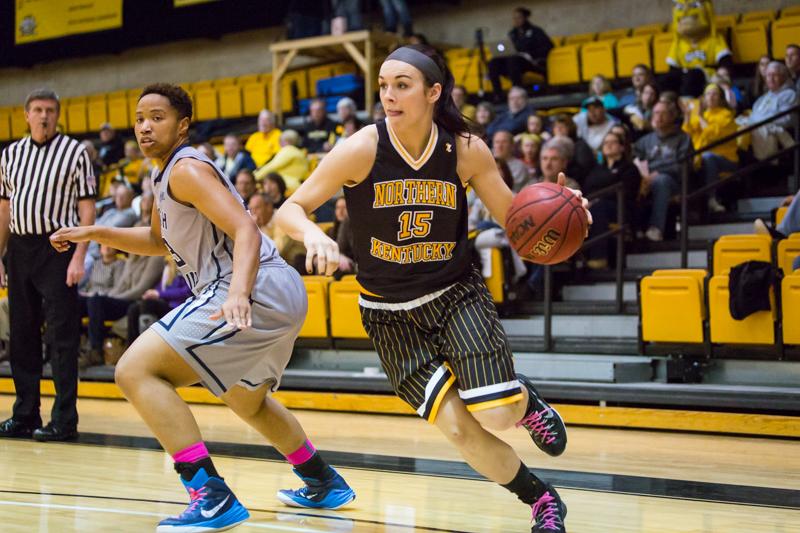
[50,83,354,533]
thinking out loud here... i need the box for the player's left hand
[211,292,252,331]
[557,172,593,232]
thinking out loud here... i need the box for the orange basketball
[505,182,588,265]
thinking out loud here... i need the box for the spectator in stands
[574,96,617,154]
[98,123,124,167]
[81,140,104,178]
[263,172,288,209]
[540,137,577,188]
[516,133,541,183]
[328,97,360,149]
[287,0,327,39]
[196,142,218,160]
[125,257,190,346]
[624,82,659,138]
[634,100,692,242]
[584,131,641,268]
[786,44,800,93]
[474,101,495,142]
[118,140,149,191]
[552,114,594,185]
[487,6,553,102]
[492,130,529,192]
[331,0,363,33]
[751,55,772,103]
[451,85,476,122]
[379,0,413,37]
[81,244,125,298]
[330,196,356,276]
[583,75,619,110]
[525,114,550,141]
[86,185,138,271]
[245,110,281,168]
[741,61,798,161]
[254,129,309,194]
[234,169,257,204]
[302,98,338,153]
[618,64,655,108]
[755,194,799,269]
[682,83,738,213]
[249,192,305,268]
[372,102,386,122]
[609,123,634,160]
[334,117,361,147]
[486,86,531,139]
[713,67,743,112]
[215,134,256,181]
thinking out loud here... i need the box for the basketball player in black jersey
[276,45,590,533]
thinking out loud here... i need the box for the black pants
[8,234,80,429]
[126,298,171,346]
[488,55,545,98]
[79,295,131,350]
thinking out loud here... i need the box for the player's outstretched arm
[50,211,165,257]
[275,125,377,276]
[457,135,514,228]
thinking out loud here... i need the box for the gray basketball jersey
[152,145,280,295]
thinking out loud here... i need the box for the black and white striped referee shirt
[0,133,97,236]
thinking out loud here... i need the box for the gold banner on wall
[15,0,123,45]
[174,0,220,6]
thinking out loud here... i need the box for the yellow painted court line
[1,378,798,438]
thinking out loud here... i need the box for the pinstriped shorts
[359,268,523,423]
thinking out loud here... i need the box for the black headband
[385,47,444,85]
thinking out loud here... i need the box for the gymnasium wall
[0,0,795,108]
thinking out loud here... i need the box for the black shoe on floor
[0,417,41,439]
[531,483,568,533]
[516,374,568,457]
[32,422,78,442]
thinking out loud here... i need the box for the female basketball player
[276,45,589,533]
[50,84,354,532]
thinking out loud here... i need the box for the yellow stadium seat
[213,77,237,88]
[712,234,772,275]
[219,85,243,119]
[66,97,88,134]
[581,40,616,80]
[652,268,708,286]
[10,106,27,139]
[632,23,665,36]
[191,80,214,91]
[0,108,11,141]
[564,32,596,45]
[449,55,492,94]
[771,16,800,59]
[731,21,769,64]
[777,236,800,275]
[484,248,505,304]
[549,36,564,47]
[547,45,581,85]
[741,10,775,23]
[782,274,800,344]
[708,274,774,344]
[299,276,330,338]
[236,74,262,85]
[776,206,788,226]
[107,91,129,129]
[194,86,219,121]
[127,88,143,123]
[715,14,739,35]
[652,33,673,74]
[242,81,268,116]
[782,5,800,18]
[329,277,369,339]
[616,36,653,75]
[87,94,108,132]
[317,221,334,235]
[641,275,705,343]
[598,28,629,41]
[332,62,357,77]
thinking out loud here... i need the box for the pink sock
[173,441,209,464]
[285,439,316,465]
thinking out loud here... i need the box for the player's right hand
[304,228,340,277]
[50,226,94,252]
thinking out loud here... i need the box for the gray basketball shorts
[151,263,307,397]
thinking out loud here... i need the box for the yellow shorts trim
[427,365,457,424]
[465,392,525,413]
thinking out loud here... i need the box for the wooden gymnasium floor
[1,394,799,532]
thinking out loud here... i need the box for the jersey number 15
[397,210,433,241]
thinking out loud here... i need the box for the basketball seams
[511,193,574,254]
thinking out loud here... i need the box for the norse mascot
[665,0,733,97]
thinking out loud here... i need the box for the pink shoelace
[530,491,560,530]
[516,409,556,445]
[179,487,208,517]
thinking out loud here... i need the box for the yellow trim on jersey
[465,392,525,413]
[386,120,439,171]
[427,367,457,424]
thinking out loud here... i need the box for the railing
[541,182,626,351]
[679,104,800,267]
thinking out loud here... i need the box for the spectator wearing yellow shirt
[254,130,309,194]
[682,83,738,213]
[245,110,282,167]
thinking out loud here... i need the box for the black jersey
[344,120,471,302]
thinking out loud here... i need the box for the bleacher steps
[502,315,638,338]
[737,196,786,214]
[627,249,706,269]
[514,353,654,383]
[688,222,754,240]
[561,281,637,302]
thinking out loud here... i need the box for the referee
[0,88,96,441]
